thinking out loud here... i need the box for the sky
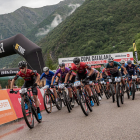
[0,0,64,15]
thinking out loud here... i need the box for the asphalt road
[1,91,140,140]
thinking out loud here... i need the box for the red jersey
[70,62,91,74]
[14,69,39,81]
[102,68,111,76]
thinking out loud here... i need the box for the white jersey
[87,68,99,75]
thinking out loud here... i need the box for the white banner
[0,99,11,112]
[58,52,133,67]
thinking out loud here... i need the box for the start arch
[0,34,45,74]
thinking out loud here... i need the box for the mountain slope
[26,0,84,42]
[39,0,140,62]
[0,5,59,40]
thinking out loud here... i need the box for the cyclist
[100,67,111,93]
[106,57,127,93]
[126,60,140,95]
[10,61,42,120]
[65,57,94,106]
[87,66,102,100]
[118,59,127,88]
[39,67,58,101]
[51,63,74,105]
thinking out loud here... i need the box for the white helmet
[43,67,49,72]
[138,61,140,64]
[120,59,125,64]
[52,70,56,73]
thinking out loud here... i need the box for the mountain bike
[43,85,62,114]
[12,86,41,129]
[74,80,92,116]
[59,83,72,113]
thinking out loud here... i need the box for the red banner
[0,90,17,125]
[7,88,45,119]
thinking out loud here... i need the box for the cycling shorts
[22,80,37,95]
[76,73,87,81]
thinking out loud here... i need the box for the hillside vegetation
[39,0,140,61]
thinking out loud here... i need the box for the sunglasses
[20,67,25,69]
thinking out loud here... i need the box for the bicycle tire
[77,90,89,116]
[21,97,34,129]
[73,91,80,105]
[44,92,52,113]
[120,86,124,104]
[84,90,92,112]
[56,93,62,110]
[125,83,130,99]
[91,87,99,106]
[32,103,42,123]
[132,82,135,100]
[110,84,115,103]
[116,84,120,107]
[63,91,71,113]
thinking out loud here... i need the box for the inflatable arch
[0,34,45,75]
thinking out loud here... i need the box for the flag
[133,41,138,62]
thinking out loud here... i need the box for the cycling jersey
[118,63,127,76]
[102,68,111,76]
[40,71,54,81]
[106,61,121,74]
[126,64,136,75]
[87,68,98,75]
[54,67,70,79]
[70,62,91,74]
[14,69,39,81]
[40,71,55,87]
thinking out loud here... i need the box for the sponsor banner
[59,52,133,67]
[7,88,45,119]
[0,90,17,125]
[91,65,101,68]
[0,68,19,77]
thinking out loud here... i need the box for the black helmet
[108,57,114,63]
[18,61,27,68]
[127,60,132,64]
[73,57,80,65]
[59,63,65,67]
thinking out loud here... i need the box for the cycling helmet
[120,59,125,64]
[127,60,132,64]
[73,57,80,65]
[43,67,49,72]
[59,63,65,67]
[108,57,114,63]
[18,61,27,68]
[138,61,140,65]
[52,70,56,73]
[100,66,104,71]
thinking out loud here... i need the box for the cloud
[0,0,64,15]
[35,14,63,36]
[35,3,81,37]
[68,4,80,15]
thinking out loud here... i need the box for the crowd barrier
[0,88,45,125]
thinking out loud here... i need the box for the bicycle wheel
[56,93,62,110]
[44,92,52,113]
[116,84,120,107]
[84,90,92,112]
[31,103,42,123]
[91,87,99,106]
[63,91,71,113]
[120,85,124,104]
[77,90,89,116]
[132,82,135,100]
[21,97,34,129]
[125,83,130,99]
[110,84,115,103]
[73,91,80,105]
